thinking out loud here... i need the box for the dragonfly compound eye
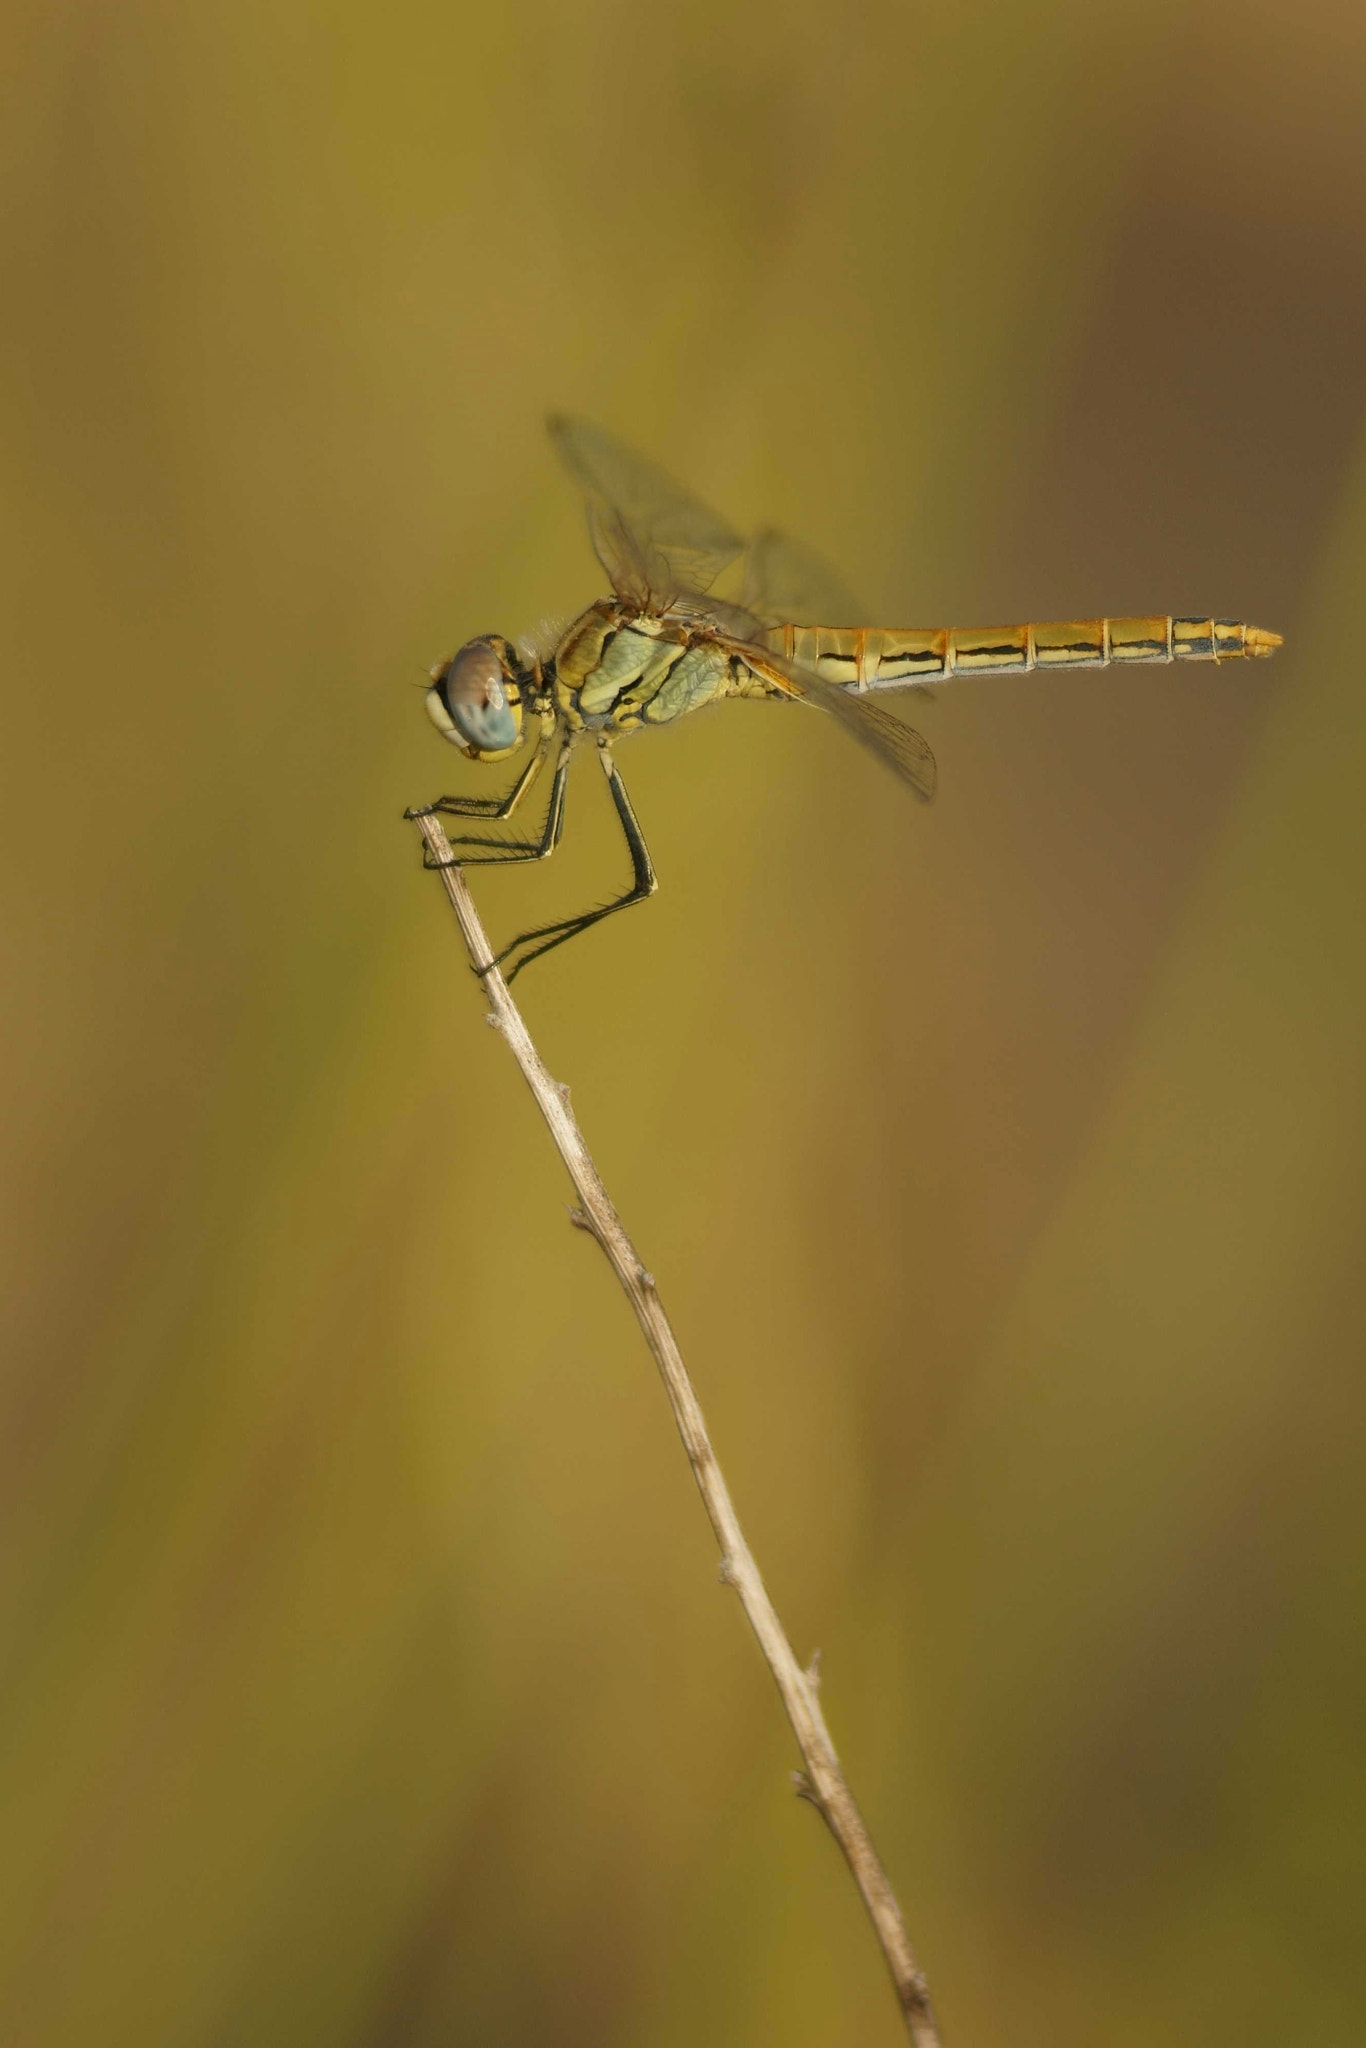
[426,639,524,760]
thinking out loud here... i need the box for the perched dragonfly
[411,417,1281,980]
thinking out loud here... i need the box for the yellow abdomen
[766,616,1282,689]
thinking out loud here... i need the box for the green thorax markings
[552,601,774,735]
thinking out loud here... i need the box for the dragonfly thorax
[426,635,533,762]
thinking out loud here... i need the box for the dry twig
[411,809,942,2046]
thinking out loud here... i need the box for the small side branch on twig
[410,810,942,2047]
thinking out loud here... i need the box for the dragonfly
[410,416,1282,981]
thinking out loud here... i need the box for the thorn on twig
[567,1207,595,1235]
[636,1265,656,1290]
[805,1648,823,1690]
[556,1081,573,1108]
[792,1770,839,1840]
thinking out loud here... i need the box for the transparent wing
[547,418,935,798]
[730,635,937,802]
[664,590,770,639]
[547,415,746,613]
[739,527,865,626]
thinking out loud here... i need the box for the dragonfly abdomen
[774,617,1282,690]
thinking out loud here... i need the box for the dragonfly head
[425,636,528,762]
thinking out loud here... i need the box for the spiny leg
[405,711,555,827]
[415,729,574,869]
[493,740,658,984]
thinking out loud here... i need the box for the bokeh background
[4,0,1365,2041]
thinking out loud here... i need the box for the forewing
[734,636,937,802]
[548,415,746,612]
[739,526,865,626]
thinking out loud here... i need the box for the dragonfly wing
[828,688,937,798]
[739,526,865,627]
[548,415,746,612]
[666,591,770,640]
[735,637,937,802]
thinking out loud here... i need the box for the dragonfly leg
[417,731,574,869]
[491,741,658,983]
[405,712,555,825]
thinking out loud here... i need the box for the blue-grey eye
[426,640,523,759]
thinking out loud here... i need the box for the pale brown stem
[410,811,942,2046]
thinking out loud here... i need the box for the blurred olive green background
[4,0,1365,2041]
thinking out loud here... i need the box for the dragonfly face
[411,416,1281,983]
[425,635,529,762]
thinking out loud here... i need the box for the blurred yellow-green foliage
[3,0,1365,2041]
